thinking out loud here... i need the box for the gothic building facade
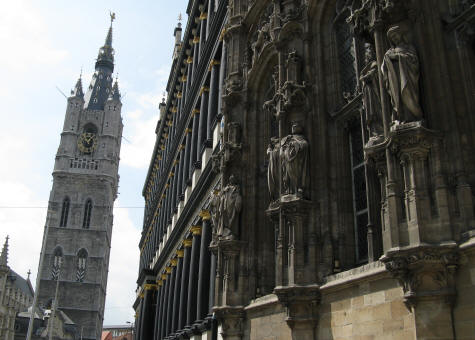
[134,1,475,339]
[35,20,123,340]
[0,237,34,340]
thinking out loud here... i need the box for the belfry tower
[36,17,122,340]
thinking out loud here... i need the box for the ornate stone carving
[382,25,424,123]
[360,43,384,140]
[210,176,242,241]
[280,123,309,198]
[220,175,242,240]
[382,247,459,307]
[267,137,280,203]
[249,3,275,68]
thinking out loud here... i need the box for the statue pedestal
[274,284,321,340]
[266,197,315,287]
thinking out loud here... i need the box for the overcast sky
[0,0,186,325]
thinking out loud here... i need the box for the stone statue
[267,137,280,202]
[210,189,221,242]
[382,25,423,123]
[280,123,309,197]
[220,175,242,239]
[251,21,270,66]
[360,43,383,138]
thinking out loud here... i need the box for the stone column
[217,41,226,118]
[196,213,212,323]
[192,37,199,80]
[208,60,220,142]
[171,163,178,214]
[181,73,188,109]
[135,298,143,340]
[171,251,184,334]
[190,110,201,172]
[159,274,170,340]
[178,239,192,331]
[199,11,207,56]
[186,226,202,331]
[165,265,176,337]
[183,128,192,188]
[153,282,163,340]
[177,149,185,201]
[207,249,217,316]
[186,61,192,100]
[198,88,210,156]
[140,284,157,340]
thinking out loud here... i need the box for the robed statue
[382,25,423,123]
[360,43,383,138]
[280,123,309,198]
[210,189,221,242]
[214,175,242,240]
[267,137,280,202]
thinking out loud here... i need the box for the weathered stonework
[135,1,475,339]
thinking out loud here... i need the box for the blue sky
[0,0,186,325]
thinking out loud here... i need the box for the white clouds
[104,200,140,324]
[0,1,68,73]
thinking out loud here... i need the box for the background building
[35,18,123,340]
[0,236,34,340]
[135,0,475,339]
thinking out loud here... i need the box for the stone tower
[37,19,122,340]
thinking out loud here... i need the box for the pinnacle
[0,235,9,267]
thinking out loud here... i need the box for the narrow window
[82,199,93,228]
[334,9,357,99]
[51,247,63,280]
[59,198,70,227]
[76,248,88,282]
[349,121,369,263]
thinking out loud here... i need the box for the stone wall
[454,242,475,339]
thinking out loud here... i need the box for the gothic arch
[59,197,70,228]
[82,198,93,228]
[51,246,63,280]
[76,248,88,282]
[82,122,98,134]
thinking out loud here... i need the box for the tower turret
[0,235,9,267]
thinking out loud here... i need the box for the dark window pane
[357,213,368,261]
[354,166,367,211]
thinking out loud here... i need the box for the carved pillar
[178,239,192,333]
[185,226,202,334]
[153,282,163,340]
[214,307,244,340]
[196,212,212,323]
[183,128,192,187]
[171,164,178,213]
[165,265,176,337]
[159,274,170,340]
[199,10,207,56]
[177,150,185,201]
[186,60,192,101]
[217,41,226,118]
[172,252,184,334]
[192,37,199,81]
[208,60,220,141]
[190,110,201,172]
[198,88,210,155]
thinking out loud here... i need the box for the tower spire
[0,235,9,267]
[71,71,84,98]
[84,14,117,110]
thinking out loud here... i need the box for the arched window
[82,199,93,228]
[76,248,88,282]
[51,247,63,280]
[334,5,358,100]
[59,197,70,227]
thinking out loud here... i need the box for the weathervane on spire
[110,11,116,24]
[178,13,182,23]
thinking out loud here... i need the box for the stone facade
[0,237,34,340]
[134,1,475,339]
[36,20,123,340]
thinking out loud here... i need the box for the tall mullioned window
[59,197,70,227]
[349,121,368,263]
[76,248,88,282]
[82,199,93,228]
[52,247,63,280]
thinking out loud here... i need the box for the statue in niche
[280,122,309,198]
[382,25,423,123]
[220,175,242,240]
[251,21,270,66]
[210,189,221,243]
[360,43,384,139]
[267,137,280,203]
